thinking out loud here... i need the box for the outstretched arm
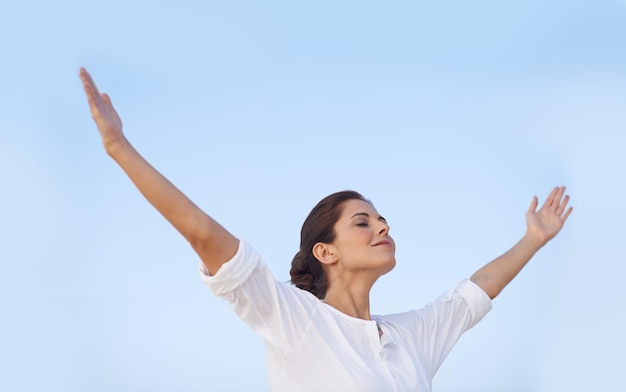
[79,67,238,274]
[470,186,573,299]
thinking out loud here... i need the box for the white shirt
[199,239,492,392]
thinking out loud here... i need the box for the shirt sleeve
[413,279,492,377]
[198,239,319,353]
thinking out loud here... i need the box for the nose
[378,221,390,236]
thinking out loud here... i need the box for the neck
[323,277,375,320]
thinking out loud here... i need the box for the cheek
[355,231,374,246]
[336,231,371,253]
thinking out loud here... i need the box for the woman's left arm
[470,186,573,299]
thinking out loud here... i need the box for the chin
[381,258,396,275]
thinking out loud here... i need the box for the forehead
[339,199,379,218]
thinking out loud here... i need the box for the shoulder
[376,279,492,331]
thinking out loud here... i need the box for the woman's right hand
[79,67,126,152]
[78,67,238,273]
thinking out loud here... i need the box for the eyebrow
[350,212,387,222]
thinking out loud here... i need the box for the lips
[373,240,392,247]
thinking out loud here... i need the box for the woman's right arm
[79,67,238,274]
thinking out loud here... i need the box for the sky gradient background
[2,1,625,391]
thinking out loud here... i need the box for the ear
[312,242,337,265]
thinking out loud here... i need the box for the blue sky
[1,1,625,391]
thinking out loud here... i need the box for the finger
[561,206,573,223]
[79,68,102,103]
[79,67,93,91]
[541,187,559,209]
[79,67,98,92]
[551,186,565,210]
[527,195,538,213]
[102,93,113,108]
[556,194,570,215]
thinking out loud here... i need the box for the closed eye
[351,212,387,225]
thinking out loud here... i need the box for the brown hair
[290,190,369,299]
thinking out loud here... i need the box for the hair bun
[290,251,315,292]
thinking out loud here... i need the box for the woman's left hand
[525,186,573,247]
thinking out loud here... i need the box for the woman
[79,67,572,391]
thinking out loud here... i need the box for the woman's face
[330,199,396,275]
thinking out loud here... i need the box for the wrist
[104,136,131,158]
[522,230,546,251]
